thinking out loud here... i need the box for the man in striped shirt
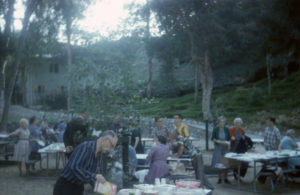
[53,130,118,195]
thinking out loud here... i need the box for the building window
[61,86,67,94]
[49,64,59,73]
[37,85,45,94]
[56,86,67,95]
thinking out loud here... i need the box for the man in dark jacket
[63,111,89,158]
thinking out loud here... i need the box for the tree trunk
[266,53,272,96]
[66,10,72,112]
[20,64,28,106]
[194,62,200,104]
[200,49,213,121]
[0,0,15,107]
[145,0,152,99]
[1,0,36,132]
[283,51,292,82]
[298,53,300,71]
[188,30,200,104]
[147,57,153,99]
[283,63,288,82]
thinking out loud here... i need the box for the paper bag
[94,181,117,195]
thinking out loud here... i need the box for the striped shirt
[151,125,169,139]
[60,141,101,185]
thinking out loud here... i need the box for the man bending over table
[53,130,118,195]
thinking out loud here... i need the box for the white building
[25,54,68,107]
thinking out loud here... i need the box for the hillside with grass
[135,71,300,132]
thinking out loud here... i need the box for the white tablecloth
[225,150,300,162]
[38,143,66,153]
[137,154,191,162]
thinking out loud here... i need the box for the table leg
[4,144,8,161]
[56,152,58,169]
[46,153,49,177]
[253,161,257,193]
[237,161,241,189]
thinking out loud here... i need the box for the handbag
[245,136,253,150]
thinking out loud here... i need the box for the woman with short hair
[279,129,300,169]
[211,116,231,184]
[9,119,31,176]
[144,136,169,184]
[230,117,248,180]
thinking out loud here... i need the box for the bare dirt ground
[1,152,300,195]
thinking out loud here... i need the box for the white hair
[234,117,243,125]
[286,129,295,136]
[20,118,29,126]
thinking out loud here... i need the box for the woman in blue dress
[28,116,43,170]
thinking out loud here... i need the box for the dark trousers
[53,178,84,195]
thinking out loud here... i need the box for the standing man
[63,111,89,158]
[109,116,122,134]
[174,114,190,138]
[53,130,118,195]
[264,117,281,151]
[151,117,169,141]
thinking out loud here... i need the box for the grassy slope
[135,71,300,131]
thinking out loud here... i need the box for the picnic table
[0,134,13,160]
[38,143,66,176]
[142,137,197,148]
[118,184,212,195]
[137,154,192,163]
[225,150,300,193]
[0,134,9,139]
[250,137,264,144]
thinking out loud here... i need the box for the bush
[248,87,264,106]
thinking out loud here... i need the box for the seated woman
[230,117,248,180]
[144,136,169,184]
[279,129,300,169]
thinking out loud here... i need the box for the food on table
[94,181,117,195]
